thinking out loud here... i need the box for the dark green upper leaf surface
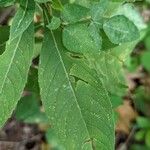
[9,0,35,41]
[0,23,34,127]
[103,15,140,44]
[63,24,101,53]
[39,29,114,149]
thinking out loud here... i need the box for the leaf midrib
[50,30,92,148]
[15,0,29,31]
[0,36,22,94]
[104,24,129,34]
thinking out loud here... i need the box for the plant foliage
[0,0,146,149]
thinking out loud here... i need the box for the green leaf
[0,26,10,55]
[0,0,14,7]
[135,130,145,141]
[104,2,122,17]
[35,0,50,3]
[74,0,91,8]
[141,51,150,71]
[130,144,150,150]
[85,52,127,97]
[62,24,101,53]
[90,0,108,21]
[88,23,102,50]
[144,33,150,50]
[101,30,117,50]
[51,0,63,11]
[0,23,34,127]
[136,117,150,128]
[39,29,114,149]
[116,3,146,30]
[25,67,40,94]
[47,16,61,30]
[9,0,35,41]
[0,26,10,44]
[145,130,150,148]
[46,128,64,150]
[15,94,48,124]
[61,3,90,23]
[103,15,140,44]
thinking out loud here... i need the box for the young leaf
[61,3,90,23]
[90,0,108,21]
[0,23,34,127]
[39,29,114,149]
[103,15,140,44]
[62,24,101,53]
[47,16,61,30]
[9,0,35,41]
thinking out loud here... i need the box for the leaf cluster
[0,0,146,149]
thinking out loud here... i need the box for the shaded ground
[0,118,45,150]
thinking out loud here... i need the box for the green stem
[40,3,51,25]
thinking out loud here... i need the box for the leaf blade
[9,0,35,41]
[103,15,140,44]
[39,29,91,149]
[0,23,34,127]
[39,29,114,149]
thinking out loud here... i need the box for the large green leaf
[39,29,114,149]
[9,0,35,41]
[0,23,34,127]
